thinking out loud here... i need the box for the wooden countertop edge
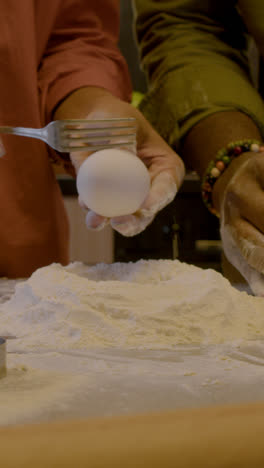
[1,400,264,467]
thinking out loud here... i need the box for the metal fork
[0,118,137,153]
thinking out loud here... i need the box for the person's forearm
[181,111,262,211]
[135,0,264,153]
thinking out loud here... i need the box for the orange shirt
[0,0,131,277]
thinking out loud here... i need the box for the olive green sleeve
[134,0,264,150]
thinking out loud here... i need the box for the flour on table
[0,366,87,426]
[2,260,264,426]
[1,259,264,352]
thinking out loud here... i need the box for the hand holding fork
[0,92,185,236]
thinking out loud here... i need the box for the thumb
[140,172,177,217]
[220,222,264,296]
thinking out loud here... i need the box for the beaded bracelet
[201,139,264,217]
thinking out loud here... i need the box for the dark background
[119,1,147,93]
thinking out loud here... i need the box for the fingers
[140,172,177,217]
[218,153,264,293]
[221,174,264,275]
[139,144,185,190]
[136,112,185,187]
[83,206,154,237]
[83,203,155,237]
[109,171,177,237]
[78,197,108,231]
[223,156,264,235]
[220,190,264,295]
[223,216,264,274]
[246,269,264,297]
[111,212,155,237]
[220,222,264,296]
[85,210,108,231]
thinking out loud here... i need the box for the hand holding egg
[67,90,184,236]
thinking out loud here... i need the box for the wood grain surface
[1,401,264,467]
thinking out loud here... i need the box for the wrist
[212,151,253,213]
[202,140,264,216]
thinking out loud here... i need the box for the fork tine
[61,133,136,145]
[60,118,136,125]
[60,120,136,132]
[61,126,137,136]
[61,141,136,152]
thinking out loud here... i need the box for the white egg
[76,148,150,217]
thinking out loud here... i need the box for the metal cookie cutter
[0,338,6,378]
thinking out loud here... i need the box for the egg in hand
[76,148,150,218]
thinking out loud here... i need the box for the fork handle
[0,126,45,141]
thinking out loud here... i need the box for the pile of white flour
[1,259,264,351]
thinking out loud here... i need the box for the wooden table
[1,401,264,467]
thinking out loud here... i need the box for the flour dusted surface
[1,259,264,351]
[2,259,264,426]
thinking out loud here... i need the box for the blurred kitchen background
[58,1,261,273]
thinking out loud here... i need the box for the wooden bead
[210,167,220,178]
[233,146,242,155]
[222,155,230,164]
[250,143,260,152]
[215,161,225,171]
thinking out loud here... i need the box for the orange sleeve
[38,0,132,123]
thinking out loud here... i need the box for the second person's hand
[213,151,264,296]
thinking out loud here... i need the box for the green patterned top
[134,0,264,151]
